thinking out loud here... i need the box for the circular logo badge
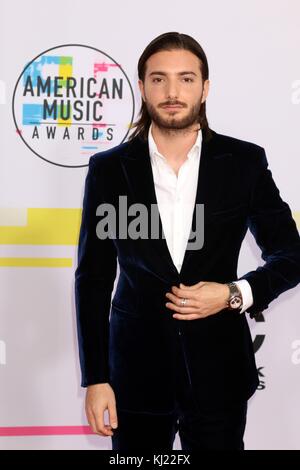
[12,44,135,167]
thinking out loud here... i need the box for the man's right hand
[85,383,118,437]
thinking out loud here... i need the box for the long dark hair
[128,32,212,142]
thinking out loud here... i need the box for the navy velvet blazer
[75,128,300,414]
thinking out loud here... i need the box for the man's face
[138,49,209,131]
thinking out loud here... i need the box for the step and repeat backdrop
[0,0,299,450]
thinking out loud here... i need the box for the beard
[144,95,202,133]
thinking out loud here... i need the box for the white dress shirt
[148,124,253,314]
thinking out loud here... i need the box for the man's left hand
[165,281,230,320]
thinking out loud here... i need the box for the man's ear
[201,79,210,103]
[138,79,146,102]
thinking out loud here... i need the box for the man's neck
[151,122,200,163]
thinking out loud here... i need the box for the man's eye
[152,77,193,83]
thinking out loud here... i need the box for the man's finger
[171,286,197,298]
[86,410,106,436]
[86,410,97,433]
[180,282,205,289]
[108,401,118,429]
[173,313,203,320]
[166,292,196,305]
[166,301,197,314]
[93,408,113,436]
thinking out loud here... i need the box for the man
[75,32,300,450]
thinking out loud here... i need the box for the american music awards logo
[12,44,135,167]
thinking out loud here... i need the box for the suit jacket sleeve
[75,156,118,386]
[238,147,300,318]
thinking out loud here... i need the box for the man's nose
[165,81,179,100]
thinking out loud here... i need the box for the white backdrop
[0,0,299,450]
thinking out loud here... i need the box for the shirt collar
[148,123,202,165]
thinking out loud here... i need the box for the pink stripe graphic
[0,426,93,437]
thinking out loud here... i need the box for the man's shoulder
[211,130,267,172]
[212,129,265,154]
[89,139,132,168]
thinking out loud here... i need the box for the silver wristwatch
[226,282,243,310]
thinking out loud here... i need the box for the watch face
[229,296,242,309]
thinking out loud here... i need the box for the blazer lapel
[181,131,235,274]
[120,134,178,274]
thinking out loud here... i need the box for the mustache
[159,101,187,107]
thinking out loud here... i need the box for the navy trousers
[111,331,248,451]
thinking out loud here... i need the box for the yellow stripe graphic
[293,211,300,230]
[0,208,82,245]
[0,258,72,267]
